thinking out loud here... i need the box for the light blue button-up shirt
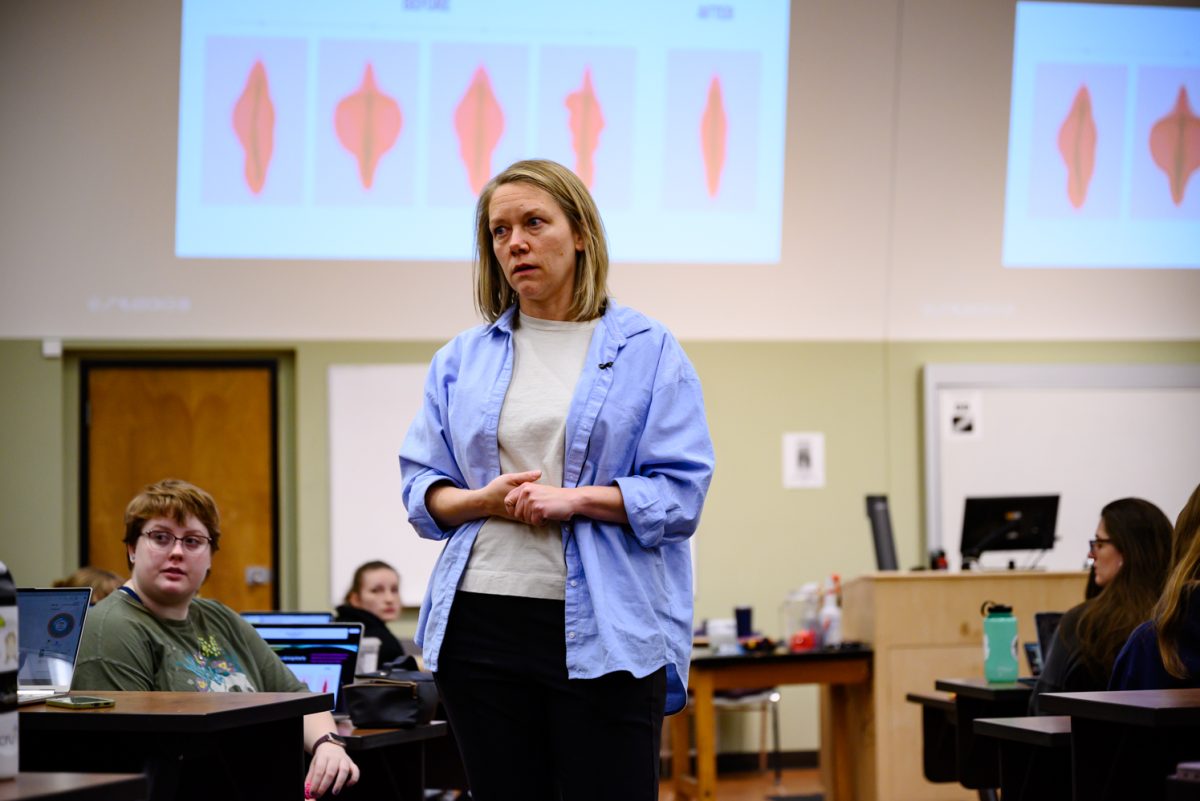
[400,300,714,713]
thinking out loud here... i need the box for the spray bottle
[819,574,843,648]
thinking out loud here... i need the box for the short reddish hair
[123,479,221,556]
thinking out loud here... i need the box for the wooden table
[934,678,1033,791]
[670,647,872,801]
[335,719,448,801]
[0,773,146,801]
[19,691,331,801]
[1041,688,1200,800]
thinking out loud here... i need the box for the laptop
[252,622,362,718]
[241,611,334,625]
[1019,610,1065,684]
[16,587,92,705]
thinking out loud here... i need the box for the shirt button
[570,580,578,588]
[567,631,576,640]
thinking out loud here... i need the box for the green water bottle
[981,601,1019,683]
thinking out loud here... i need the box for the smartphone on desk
[46,695,115,709]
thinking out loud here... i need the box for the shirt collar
[480,298,652,342]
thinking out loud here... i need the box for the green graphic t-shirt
[72,590,306,694]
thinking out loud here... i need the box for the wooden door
[83,362,277,611]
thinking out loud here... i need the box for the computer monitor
[865,495,899,571]
[960,495,1060,564]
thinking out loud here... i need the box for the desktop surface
[1039,688,1200,726]
[20,690,332,730]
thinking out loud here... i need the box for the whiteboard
[923,364,1200,571]
[328,363,442,608]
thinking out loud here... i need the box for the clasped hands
[488,470,575,527]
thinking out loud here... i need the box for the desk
[972,716,1070,801]
[934,678,1032,791]
[20,691,330,801]
[1041,688,1200,800]
[0,773,146,801]
[336,719,448,801]
[905,691,957,783]
[670,647,872,801]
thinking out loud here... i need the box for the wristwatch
[313,732,347,751]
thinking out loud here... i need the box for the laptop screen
[253,623,362,714]
[17,587,92,690]
[1034,611,1064,664]
[241,611,334,625]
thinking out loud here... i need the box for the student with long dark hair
[1110,484,1200,689]
[1029,497,1172,713]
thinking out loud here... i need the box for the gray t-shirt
[72,589,306,693]
[460,312,598,600]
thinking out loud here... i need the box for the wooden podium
[840,570,1087,801]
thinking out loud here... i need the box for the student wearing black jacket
[335,560,406,666]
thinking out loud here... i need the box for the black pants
[434,591,667,801]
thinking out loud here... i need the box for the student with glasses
[1110,483,1200,690]
[73,478,359,799]
[1028,497,1172,714]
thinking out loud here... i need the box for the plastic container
[0,560,17,780]
[781,585,821,652]
[981,600,1019,683]
[780,590,805,644]
[358,636,382,674]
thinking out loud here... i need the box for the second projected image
[1004,3,1200,268]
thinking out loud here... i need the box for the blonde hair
[473,159,609,323]
[1154,483,1200,678]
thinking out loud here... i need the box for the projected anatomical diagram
[455,66,505,194]
[565,68,605,189]
[232,60,275,194]
[1057,85,1097,209]
[1149,86,1200,206]
[335,63,403,189]
[700,76,727,198]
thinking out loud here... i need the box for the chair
[712,688,783,780]
[674,687,782,784]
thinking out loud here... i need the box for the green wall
[2,336,1197,752]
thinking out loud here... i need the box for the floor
[659,767,824,801]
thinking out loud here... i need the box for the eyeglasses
[1088,537,1114,553]
[142,529,212,553]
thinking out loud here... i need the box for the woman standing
[1029,497,1172,713]
[400,159,714,800]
